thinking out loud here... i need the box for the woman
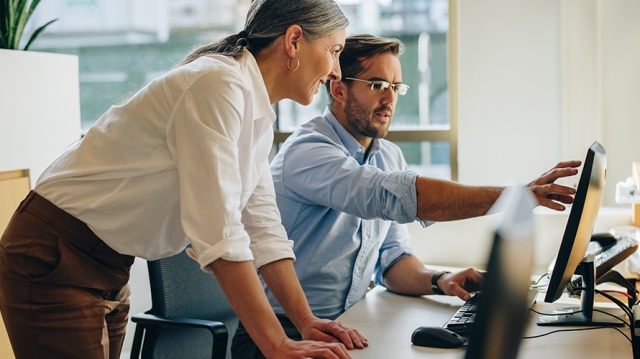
[0,0,367,358]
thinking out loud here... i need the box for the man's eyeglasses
[343,77,410,96]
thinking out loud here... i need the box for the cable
[522,326,631,343]
[593,308,631,327]
[595,289,633,320]
[600,289,634,300]
[534,273,549,286]
[564,286,633,320]
[528,300,632,344]
[530,307,587,318]
[531,273,550,291]
[529,307,629,327]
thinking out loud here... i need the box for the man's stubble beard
[344,93,391,139]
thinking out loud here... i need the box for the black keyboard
[443,293,480,335]
[444,288,538,336]
[590,236,638,278]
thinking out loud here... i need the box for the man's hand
[527,160,581,211]
[437,268,484,301]
[298,315,368,350]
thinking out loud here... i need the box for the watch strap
[431,270,451,295]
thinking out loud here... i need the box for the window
[29,0,457,180]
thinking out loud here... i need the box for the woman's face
[291,29,346,105]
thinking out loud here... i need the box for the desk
[337,286,632,358]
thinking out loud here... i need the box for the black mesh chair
[130,247,238,359]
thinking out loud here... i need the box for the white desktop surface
[336,286,632,358]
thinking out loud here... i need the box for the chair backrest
[146,247,238,359]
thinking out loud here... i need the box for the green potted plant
[1,0,57,50]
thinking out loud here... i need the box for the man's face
[342,53,403,142]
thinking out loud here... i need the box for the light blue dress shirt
[266,108,430,319]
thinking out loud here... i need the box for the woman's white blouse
[36,50,294,270]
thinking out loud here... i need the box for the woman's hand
[267,337,351,359]
[298,315,368,350]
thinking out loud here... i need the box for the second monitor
[539,141,637,327]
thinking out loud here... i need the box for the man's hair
[179,0,349,65]
[326,34,404,104]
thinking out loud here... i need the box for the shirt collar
[323,107,381,162]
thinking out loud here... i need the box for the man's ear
[283,24,304,58]
[330,80,348,104]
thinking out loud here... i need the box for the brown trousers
[0,191,135,359]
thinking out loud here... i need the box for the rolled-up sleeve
[373,221,416,285]
[245,164,295,268]
[174,70,257,270]
[282,134,433,225]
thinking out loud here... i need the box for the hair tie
[236,30,249,47]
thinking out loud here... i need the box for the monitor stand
[537,257,625,327]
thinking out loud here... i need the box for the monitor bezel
[544,141,606,304]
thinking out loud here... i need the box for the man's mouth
[374,111,392,119]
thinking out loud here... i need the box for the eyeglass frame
[343,77,410,96]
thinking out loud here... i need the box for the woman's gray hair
[178,0,349,65]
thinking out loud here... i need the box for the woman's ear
[284,24,304,58]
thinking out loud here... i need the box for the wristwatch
[431,271,450,295]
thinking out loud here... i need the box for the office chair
[130,246,239,359]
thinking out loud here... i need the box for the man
[232,34,579,358]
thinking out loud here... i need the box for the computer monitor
[465,184,537,359]
[538,141,616,326]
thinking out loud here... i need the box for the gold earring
[287,57,300,72]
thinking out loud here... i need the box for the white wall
[0,50,82,185]
[457,0,563,188]
[599,0,640,207]
[456,0,640,206]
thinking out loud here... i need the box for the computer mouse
[411,326,467,348]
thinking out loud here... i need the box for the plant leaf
[11,0,31,49]
[22,17,56,50]
[1,0,58,50]
[0,1,8,47]
[1,0,17,48]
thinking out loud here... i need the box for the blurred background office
[15,0,640,357]
[27,0,640,206]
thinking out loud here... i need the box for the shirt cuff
[187,237,255,272]
[417,219,436,228]
[250,238,296,269]
[381,171,422,223]
[375,248,417,285]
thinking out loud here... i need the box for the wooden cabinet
[0,169,30,359]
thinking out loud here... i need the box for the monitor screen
[465,184,536,359]
[538,141,615,326]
